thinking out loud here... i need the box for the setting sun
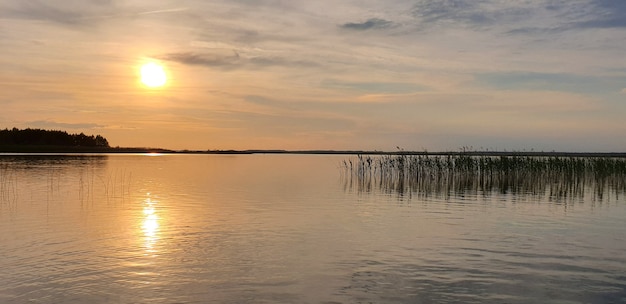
[140,62,167,88]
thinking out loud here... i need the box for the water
[1,154,625,303]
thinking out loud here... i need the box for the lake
[1,154,625,303]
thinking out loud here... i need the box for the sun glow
[140,62,167,88]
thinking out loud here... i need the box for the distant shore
[1,145,626,158]
[0,145,172,154]
[180,150,626,158]
[2,128,624,157]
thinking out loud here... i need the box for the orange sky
[1,1,626,151]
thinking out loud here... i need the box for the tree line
[0,128,109,147]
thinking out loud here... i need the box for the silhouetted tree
[0,128,110,147]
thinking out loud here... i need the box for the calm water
[1,154,625,303]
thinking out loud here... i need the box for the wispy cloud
[321,79,428,94]
[160,52,240,67]
[341,18,394,30]
[0,0,117,26]
[137,7,189,16]
[159,51,319,69]
[572,0,626,29]
[0,1,189,28]
[409,0,626,34]
[28,120,105,130]
[476,72,626,95]
[412,1,490,25]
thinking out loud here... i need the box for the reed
[0,164,18,204]
[343,154,626,201]
[98,169,133,203]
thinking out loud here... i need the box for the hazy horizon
[2,1,626,152]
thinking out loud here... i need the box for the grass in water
[343,154,626,201]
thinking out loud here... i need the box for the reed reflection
[141,193,160,253]
[343,155,626,203]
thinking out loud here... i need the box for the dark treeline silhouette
[0,128,109,147]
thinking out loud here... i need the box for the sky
[1,0,625,151]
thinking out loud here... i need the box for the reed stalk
[343,154,626,201]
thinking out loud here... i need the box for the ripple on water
[334,252,626,304]
[2,154,626,303]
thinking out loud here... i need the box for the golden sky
[1,1,625,151]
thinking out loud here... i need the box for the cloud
[341,18,393,30]
[136,7,189,16]
[229,112,355,134]
[408,0,626,34]
[28,120,105,130]
[0,1,189,28]
[409,0,537,30]
[160,51,319,69]
[248,57,319,68]
[412,0,486,24]
[0,0,117,26]
[573,0,626,29]
[160,52,240,67]
[321,80,428,94]
[476,72,626,95]
[516,0,626,32]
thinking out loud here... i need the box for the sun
[140,62,167,88]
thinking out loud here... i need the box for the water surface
[1,154,625,303]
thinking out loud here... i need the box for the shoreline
[1,145,626,158]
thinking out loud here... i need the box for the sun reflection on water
[141,193,159,254]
